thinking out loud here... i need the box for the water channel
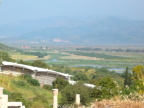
[47,58,129,73]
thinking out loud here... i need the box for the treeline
[16,49,47,58]
[76,47,101,51]
[106,48,144,52]
[76,47,144,53]
[66,51,126,59]
[125,49,144,52]
[24,51,47,58]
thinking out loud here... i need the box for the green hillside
[0,43,13,51]
[0,74,54,108]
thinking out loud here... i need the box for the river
[47,58,129,73]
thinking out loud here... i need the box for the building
[21,46,30,49]
[0,61,72,86]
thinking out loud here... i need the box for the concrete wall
[1,65,69,86]
[35,72,68,85]
[1,66,33,75]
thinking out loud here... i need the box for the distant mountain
[0,16,144,45]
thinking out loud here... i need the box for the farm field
[10,46,144,70]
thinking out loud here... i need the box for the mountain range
[0,16,144,45]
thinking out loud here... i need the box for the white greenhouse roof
[84,83,95,88]
[2,61,72,77]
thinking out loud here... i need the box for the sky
[0,0,144,24]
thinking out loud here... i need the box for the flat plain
[10,46,144,69]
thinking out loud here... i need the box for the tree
[60,82,92,106]
[130,65,144,92]
[27,78,40,86]
[32,60,47,68]
[0,51,15,63]
[92,77,118,99]
[18,60,31,65]
[65,68,72,74]
[124,67,131,87]
[52,77,69,90]
[38,53,45,58]
[132,65,144,80]
[96,77,117,89]
[73,73,89,82]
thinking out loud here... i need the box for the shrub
[32,60,47,68]
[52,77,69,90]
[27,78,40,86]
[9,92,32,107]
[60,82,92,106]
[33,94,49,103]
[19,74,32,79]
[43,84,53,90]
[15,80,27,86]
[73,73,89,82]
[91,77,118,100]
[3,89,11,95]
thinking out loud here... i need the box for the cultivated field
[10,46,144,69]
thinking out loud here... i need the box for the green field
[10,46,144,69]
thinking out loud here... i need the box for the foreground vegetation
[0,74,53,108]
[93,99,144,108]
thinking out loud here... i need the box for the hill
[0,74,53,108]
[0,43,14,51]
[0,16,144,45]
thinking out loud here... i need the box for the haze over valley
[0,0,144,46]
[0,16,144,45]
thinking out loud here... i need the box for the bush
[14,80,27,86]
[19,74,32,79]
[73,73,89,82]
[91,77,118,99]
[33,94,49,103]
[9,92,32,107]
[32,60,47,68]
[43,84,53,90]
[52,77,69,90]
[3,89,11,95]
[27,78,40,86]
[60,82,92,106]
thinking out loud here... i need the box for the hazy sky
[0,0,144,24]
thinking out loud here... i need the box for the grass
[92,90,144,108]
[93,99,144,108]
[64,51,128,60]
[0,74,53,108]
[11,53,38,60]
